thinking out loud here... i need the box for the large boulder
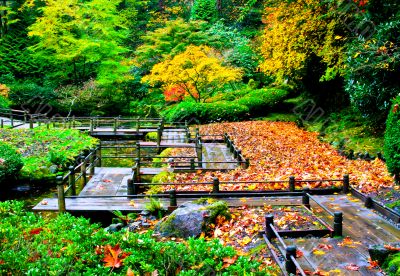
[154,200,230,238]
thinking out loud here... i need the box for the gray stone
[105,223,124,233]
[368,243,400,265]
[154,200,230,239]
[49,165,58,174]
[140,210,151,216]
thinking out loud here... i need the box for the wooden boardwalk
[285,195,400,275]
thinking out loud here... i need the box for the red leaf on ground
[0,259,5,265]
[345,264,360,271]
[384,244,400,251]
[296,249,304,258]
[318,243,333,250]
[29,228,43,235]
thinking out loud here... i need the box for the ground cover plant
[0,128,98,180]
[159,121,393,194]
[0,200,278,275]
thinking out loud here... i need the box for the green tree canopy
[27,0,130,86]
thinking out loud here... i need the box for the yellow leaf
[313,249,326,255]
[334,35,342,40]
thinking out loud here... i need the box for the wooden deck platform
[284,194,400,275]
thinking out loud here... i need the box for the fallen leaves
[165,121,393,193]
[337,237,362,248]
[312,249,326,255]
[101,244,130,269]
[29,228,44,235]
[345,263,360,271]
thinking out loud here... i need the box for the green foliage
[191,0,218,23]
[0,200,272,275]
[162,101,249,123]
[152,148,174,168]
[384,97,400,180]
[384,252,400,276]
[145,197,166,218]
[234,88,289,116]
[0,96,10,108]
[151,171,175,183]
[0,128,98,180]
[344,16,400,126]
[0,143,23,182]
[27,0,130,86]
[134,19,218,73]
[8,82,56,111]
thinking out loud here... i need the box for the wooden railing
[56,146,100,212]
[0,107,47,128]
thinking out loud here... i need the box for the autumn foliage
[168,121,393,193]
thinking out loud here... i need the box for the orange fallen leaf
[318,243,333,250]
[102,244,130,269]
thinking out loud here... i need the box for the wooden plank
[33,197,303,212]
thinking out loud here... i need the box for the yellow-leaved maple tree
[259,0,346,81]
[142,45,243,102]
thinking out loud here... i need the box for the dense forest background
[0,0,399,129]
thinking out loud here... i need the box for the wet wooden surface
[284,194,400,275]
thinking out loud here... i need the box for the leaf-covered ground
[168,121,393,193]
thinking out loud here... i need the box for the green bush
[0,96,10,109]
[384,252,400,276]
[235,88,289,115]
[163,101,249,123]
[0,143,23,181]
[8,82,56,111]
[384,97,400,181]
[0,200,275,275]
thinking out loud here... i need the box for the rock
[368,243,400,265]
[49,165,58,174]
[105,223,124,233]
[140,210,151,216]
[128,221,142,232]
[154,200,230,238]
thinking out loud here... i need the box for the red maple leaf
[102,244,130,269]
[29,228,43,235]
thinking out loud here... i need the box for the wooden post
[265,215,275,241]
[136,143,141,160]
[197,140,203,167]
[89,148,95,175]
[29,117,34,129]
[10,113,13,127]
[212,177,219,194]
[236,150,242,165]
[23,111,28,123]
[333,212,343,237]
[289,176,295,192]
[72,116,76,128]
[157,127,161,152]
[135,158,140,182]
[190,158,195,170]
[244,158,250,169]
[169,189,177,208]
[56,176,66,213]
[113,117,117,133]
[90,118,94,132]
[365,196,373,208]
[285,245,297,275]
[136,116,140,133]
[46,119,50,129]
[81,154,87,186]
[96,144,102,167]
[1,119,3,128]
[68,166,76,196]
[343,174,350,193]
[127,179,135,195]
[302,188,310,209]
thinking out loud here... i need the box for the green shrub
[0,200,276,275]
[0,143,23,181]
[384,252,400,276]
[384,97,400,182]
[235,88,289,115]
[163,101,249,123]
[0,96,10,109]
[8,82,56,111]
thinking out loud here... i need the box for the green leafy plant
[145,197,166,218]
[0,143,23,182]
[384,97,400,182]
